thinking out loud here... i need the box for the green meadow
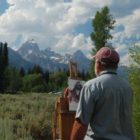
[132,91,140,140]
[0,93,59,140]
[0,92,139,140]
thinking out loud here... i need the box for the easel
[52,61,78,140]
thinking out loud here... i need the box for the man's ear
[98,61,104,70]
[95,61,103,76]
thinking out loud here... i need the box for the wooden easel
[69,61,78,79]
[52,61,78,140]
[52,97,75,140]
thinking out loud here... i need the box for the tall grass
[133,92,140,140]
[0,92,139,140]
[0,93,59,140]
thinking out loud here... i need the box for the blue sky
[0,0,140,65]
[0,0,9,15]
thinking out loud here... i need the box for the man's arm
[70,118,88,140]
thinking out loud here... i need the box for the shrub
[0,93,58,140]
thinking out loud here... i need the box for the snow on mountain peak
[17,40,90,71]
[28,50,33,54]
[27,39,36,44]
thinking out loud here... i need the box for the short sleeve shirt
[76,70,135,140]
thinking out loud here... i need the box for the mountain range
[8,39,128,79]
[9,39,91,72]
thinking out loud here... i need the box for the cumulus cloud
[0,0,140,66]
[54,33,93,55]
[118,9,140,36]
[0,0,97,52]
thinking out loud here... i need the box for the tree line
[0,42,90,93]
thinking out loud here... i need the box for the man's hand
[71,118,88,140]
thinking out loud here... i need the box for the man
[71,47,135,140]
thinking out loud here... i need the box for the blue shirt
[76,70,135,140]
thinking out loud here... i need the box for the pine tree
[3,42,8,67]
[0,43,2,71]
[0,42,9,92]
[44,70,50,84]
[19,67,25,77]
[0,43,3,92]
[31,65,43,75]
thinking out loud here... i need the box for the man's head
[93,47,120,76]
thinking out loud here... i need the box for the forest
[0,42,90,94]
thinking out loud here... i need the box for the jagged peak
[26,38,36,44]
[44,47,53,52]
[73,50,86,57]
[18,39,40,52]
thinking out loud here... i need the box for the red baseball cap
[93,47,120,64]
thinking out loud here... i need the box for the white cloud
[120,54,130,66]
[56,1,97,33]
[54,33,93,56]
[114,8,140,38]
[0,0,67,45]
[0,0,140,66]
[72,34,86,48]
[112,43,131,66]
[0,0,97,51]
[123,9,140,36]
[110,7,140,66]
